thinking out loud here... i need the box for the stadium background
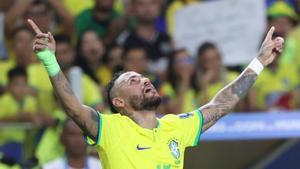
[0,0,300,168]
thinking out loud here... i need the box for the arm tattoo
[201,68,257,131]
[50,71,99,139]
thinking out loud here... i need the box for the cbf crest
[169,140,180,160]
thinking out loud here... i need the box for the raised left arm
[200,27,284,132]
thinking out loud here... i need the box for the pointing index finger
[266,26,275,41]
[27,19,42,34]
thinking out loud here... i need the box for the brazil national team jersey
[86,109,203,169]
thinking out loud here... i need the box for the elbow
[61,103,84,118]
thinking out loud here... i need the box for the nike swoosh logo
[136,145,152,150]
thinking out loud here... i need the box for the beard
[129,93,161,111]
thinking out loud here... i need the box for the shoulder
[0,93,13,103]
[42,158,64,169]
[100,113,123,122]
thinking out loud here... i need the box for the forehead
[115,71,141,85]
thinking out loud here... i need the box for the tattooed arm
[28,20,99,140]
[50,71,99,140]
[200,27,284,132]
[200,69,257,131]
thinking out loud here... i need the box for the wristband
[247,57,264,75]
[37,50,60,76]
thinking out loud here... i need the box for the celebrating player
[28,18,284,169]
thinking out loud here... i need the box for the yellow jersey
[86,109,203,169]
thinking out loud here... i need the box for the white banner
[174,0,266,65]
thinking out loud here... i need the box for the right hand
[27,19,56,54]
[257,26,284,66]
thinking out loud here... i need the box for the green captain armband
[37,50,60,76]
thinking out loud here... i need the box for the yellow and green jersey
[86,109,203,169]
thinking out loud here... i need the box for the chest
[108,129,184,168]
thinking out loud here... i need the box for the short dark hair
[12,26,34,39]
[8,66,27,82]
[107,71,124,113]
[197,42,217,57]
[32,0,51,11]
[54,34,72,45]
[122,46,147,61]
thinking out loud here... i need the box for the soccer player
[28,19,284,169]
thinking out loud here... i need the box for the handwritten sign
[174,0,266,65]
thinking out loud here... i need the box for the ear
[112,97,125,110]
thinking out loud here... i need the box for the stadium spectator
[5,0,73,36]
[253,55,300,111]
[106,44,123,74]
[42,120,102,169]
[117,0,172,75]
[0,26,35,87]
[196,43,238,105]
[76,30,111,87]
[35,105,66,165]
[75,0,123,46]
[26,33,105,114]
[0,0,11,60]
[0,67,38,162]
[159,49,198,114]
[55,34,104,111]
[123,47,161,89]
[266,1,298,66]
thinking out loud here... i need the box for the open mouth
[143,85,154,94]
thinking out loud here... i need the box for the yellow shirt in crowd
[0,93,37,144]
[198,72,238,104]
[254,63,300,110]
[159,83,198,113]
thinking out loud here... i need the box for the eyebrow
[127,75,141,81]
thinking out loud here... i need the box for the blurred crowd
[1,0,300,168]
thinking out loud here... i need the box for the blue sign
[201,111,300,141]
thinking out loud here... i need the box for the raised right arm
[28,19,99,140]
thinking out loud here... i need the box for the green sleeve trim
[84,111,102,146]
[193,109,203,146]
[97,112,103,145]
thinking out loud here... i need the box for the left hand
[257,26,284,66]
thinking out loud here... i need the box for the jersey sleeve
[84,113,121,149]
[177,109,203,147]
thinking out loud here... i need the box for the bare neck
[128,110,158,129]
